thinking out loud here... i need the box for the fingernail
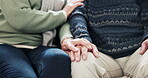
[76,57,78,61]
[74,48,79,51]
[96,53,99,58]
[76,57,80,62]
[71,57,74,61]
[83,56,86,60]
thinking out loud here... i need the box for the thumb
[140,42,147,55]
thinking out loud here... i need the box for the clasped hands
[61,38,99,62]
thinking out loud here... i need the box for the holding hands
[61,0,99,62]
[61,38,99,62]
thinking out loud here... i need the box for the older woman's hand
[63,0,84,16]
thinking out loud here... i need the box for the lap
[0,45,70,78]
[71,52,122,78]
[72,47,148,78]
[124,48,148,78]
[0,44,37,78]
[27,46,69,62]
[96,52,123,77]
[27,46,71,78]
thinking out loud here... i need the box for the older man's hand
[140,39,148,55]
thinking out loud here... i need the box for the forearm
[70,14,92,42]
[59,23,73,42]
[1,0,66,33]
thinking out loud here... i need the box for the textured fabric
[123,48,148,78]
[60,23,73,42]
[0,44,71,78]
[69,0,148,58]
[41,0,65,11]
[71,52,123,78]
[41,0,66,46]
[0,0,66,46]
[71,48,148,78]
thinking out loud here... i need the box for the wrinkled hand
[140,39,148,55]
[63,0,84,16]
[62,38,92,52]
[62,38,99,62]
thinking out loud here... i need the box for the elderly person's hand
[140,39,148,55]
[61,38,99,62]
[63,0,84,16]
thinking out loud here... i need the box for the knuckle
[92,44,96,47]
[143,41,146,44]
[81,53,86,56]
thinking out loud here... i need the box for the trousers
[0,44,71,78]
[71,48,148,78]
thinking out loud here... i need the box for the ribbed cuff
[62,10,67,21]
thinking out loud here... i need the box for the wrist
[62,7,68,16]
[61,37,73,44]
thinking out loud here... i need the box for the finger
[74,49,81,62]
[81,46,88,60]
[69,51,75,62]
[62,46,67,51]
[83,38,91,44]
[140,42,147,55]
[65,51,73,61]
[73,3,84,8]
[82,39,94,51]
[72,39,92,50]
[65,51,70,55]
[91,44,99,58]
[63,42,79,52]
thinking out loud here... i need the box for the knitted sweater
[69,0,148,58]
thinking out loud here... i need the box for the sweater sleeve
[138,0,148,42]
[59,23,73,42]
[69,1,92,42]
[1,0,66,33]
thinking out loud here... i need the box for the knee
[71,52,96,69]
[41,48,70,64]
[0,44,18,54]
[139,54,148,68]
[134,61,148,77]
[138,60,148,71]
[1,70,37,78]
[71,53,99,78]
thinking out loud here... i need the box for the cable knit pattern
[69,0,148,58]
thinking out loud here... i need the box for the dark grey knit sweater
[69,0,148,58]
